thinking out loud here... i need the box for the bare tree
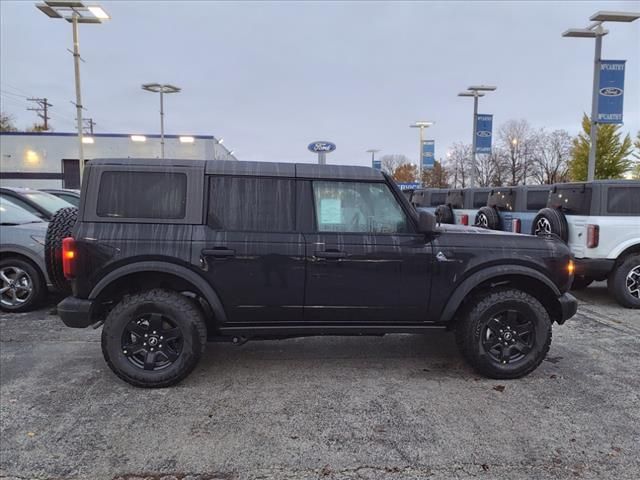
[380,154,412,176]
[1,111,17,132]
[498,119,535,185]
[446,142,472,188]
[530,129,572,184]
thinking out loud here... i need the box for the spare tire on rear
[45,207,78,293]
[475,206,500,230]
[531,207,568,242]
[435,204,454,224]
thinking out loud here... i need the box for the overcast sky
[1,0,639,167]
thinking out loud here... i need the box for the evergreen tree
[569,114,633,180]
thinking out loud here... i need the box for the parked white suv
[532,180,640,308]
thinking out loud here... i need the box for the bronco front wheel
[455,288,552,379]
[101,289,208,388]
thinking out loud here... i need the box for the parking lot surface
[1,282,639,480]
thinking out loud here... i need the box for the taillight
[460,214,469,226]
[587,224,599,248]
[62,237,77,279]
[512,218,521,233]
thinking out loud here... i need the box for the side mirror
[417,210,436,233]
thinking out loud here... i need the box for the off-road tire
[435,204,454,224]
[608,255,640,309]
[455,288,552,379]
[0,257,46,313]
[101,289,208,388]
[45,207,78,293]
[475,206,500,230]
[571,276,594,290]
[532,208,568,243]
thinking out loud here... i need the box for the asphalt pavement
[1,282,639,480]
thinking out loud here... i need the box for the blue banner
[372,159,381,170]
[422,140,435,169]
[475,114,493,154]
[598,60,625,124]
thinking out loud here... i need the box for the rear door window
[208,176,295,232]
[607,187,640,215]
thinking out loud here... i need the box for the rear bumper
[556,292,578,325]
[57,296,93,328]
[574,258,615,280]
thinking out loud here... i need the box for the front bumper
[556,292,578,325]
[574,258,615,280]
[58,296,93,328]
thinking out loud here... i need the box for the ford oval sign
[308,141,336,153]
[477,131,492,137]
[600,87,623,97]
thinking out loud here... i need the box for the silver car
[0,199,50,312]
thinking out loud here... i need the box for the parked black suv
[49,158,577,387]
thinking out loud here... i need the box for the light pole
[366,149,381,169]
[458,85,496,188]
[563,10,640,181]
[142,83,181,159]
[409,121,434,184]
[36,0,110,185]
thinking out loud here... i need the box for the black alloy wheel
[121,313,183,371]
[480,310,535,365]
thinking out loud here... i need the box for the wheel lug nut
[160,336,164,340]
[153,331,157,334]
[150,348,154,351]
[143,342,147,346]
[159,344,162,348]
[144,334,148,338]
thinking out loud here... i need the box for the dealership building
[0,131,236,189]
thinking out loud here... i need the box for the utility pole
[27,97,52,130]
[84,118,95,134]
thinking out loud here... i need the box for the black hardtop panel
[89,158,383,181]
[488,187,516,211]
[88,158,206,168]
[295,163,383,181]
[445,189,465,209]
[206,160,295,177]
[549,182,592,214]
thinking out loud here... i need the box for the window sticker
[319,198,342,224]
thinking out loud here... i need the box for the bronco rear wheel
[101,289,208,388]
[531,208,568,242]
[475,206,500,230]
[455,288,552,379]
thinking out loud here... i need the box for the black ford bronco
[47,158,578,387]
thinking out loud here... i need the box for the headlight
[30,235,46,246]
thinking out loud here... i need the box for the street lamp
[366,149,381,170]
[563,10,640,181]
[141,83,181,159]
[458,85,496,188]
[409,121,434,183]
[35,0,110,184]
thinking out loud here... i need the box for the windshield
[0,199,45,225]
[22,191,73,214]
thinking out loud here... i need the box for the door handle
[315,250,347,260]
[202,248,235,258]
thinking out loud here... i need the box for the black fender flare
[437,265,561,324]
[88,261,228,323]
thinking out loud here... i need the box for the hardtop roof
[87,158,384,181]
